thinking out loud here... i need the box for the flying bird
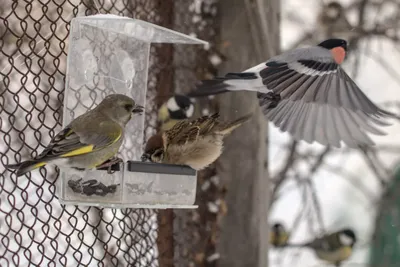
[288,228,356,266]
[158,94,195,131]
[269,223,290,248]
[6,94,144,177]
[187,38,394,148]
[141,112,252,170]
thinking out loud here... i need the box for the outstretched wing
[187,46,394,147]
[35,121,123,161]
[261,59,391,116]
[258,59,393,147]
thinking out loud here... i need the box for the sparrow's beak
[132,104,144,115]
[141,153,150,162]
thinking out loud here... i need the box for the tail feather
[5,160,46,177]
[187,79,231,97]
[218,113,253,135]
[187,72,258,97]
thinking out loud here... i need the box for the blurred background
[0,0,399,267]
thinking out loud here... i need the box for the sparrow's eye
[124,104,133,111]
[151,150,164,162]
[153,150,163,158]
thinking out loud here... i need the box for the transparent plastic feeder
[59,14,207,209]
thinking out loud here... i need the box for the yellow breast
[315,246,352,263]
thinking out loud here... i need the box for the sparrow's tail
[218,113,253,136]
[5,160,46,177]
[187,72,259,97]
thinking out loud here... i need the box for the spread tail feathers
[6,160,46,177]
[219,113,253,135]
[187,79,231,97]
[187,72,258,97]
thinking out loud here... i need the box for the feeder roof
[74,14,208,45]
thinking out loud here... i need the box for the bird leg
[257,92,281,109]
[96,157,123,174]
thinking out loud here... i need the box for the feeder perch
[59,14,207,209]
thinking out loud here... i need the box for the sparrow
[270,223,290,247]
[187,38,394,148]
[289,228,356,266]
[6,94,144,177]
[141,112,252,170]
[158,94,195,131]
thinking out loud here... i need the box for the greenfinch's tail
[6,160,46,177]
[218,113,253,135]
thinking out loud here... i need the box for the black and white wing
[186,46,393,147]
[259,58,393,147]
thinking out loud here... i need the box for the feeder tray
[59,14,207,209]
[59,161,197,209]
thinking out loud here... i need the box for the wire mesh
[0,0,220,266]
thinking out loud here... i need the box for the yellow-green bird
[289,228,356,266]
[269,223,290,247]
[6,94,144,177]
[158,94,194,132]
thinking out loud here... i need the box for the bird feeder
[58,14,207,209]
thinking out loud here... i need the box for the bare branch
[359,147,392,187]
[270,141,298,203]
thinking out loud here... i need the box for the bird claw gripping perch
[257,92,281,109]
[96,157,124,174]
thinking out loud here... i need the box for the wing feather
[35,121,122,161]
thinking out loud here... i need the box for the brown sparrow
[141,113,252,170]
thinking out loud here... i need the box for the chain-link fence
[0,0,220,266]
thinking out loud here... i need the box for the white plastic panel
[77,14,208,44]
[58,165,123,206]
[123,173,196,206]
[58,162,198,209]
[63,18,148,185]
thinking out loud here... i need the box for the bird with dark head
[318,38,347,64]
[270,223,290,248]
[187,38,395,148]
[288,228,356,266]
[158,94,194,131]
[6,94,144,177]
[141,112,252,170]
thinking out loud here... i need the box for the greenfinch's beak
[132,104,144,115]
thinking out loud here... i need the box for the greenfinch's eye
[124,104,133,111]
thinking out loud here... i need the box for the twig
[270,141,298,204]
[358,147,389,187]
[362,47,400,87]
